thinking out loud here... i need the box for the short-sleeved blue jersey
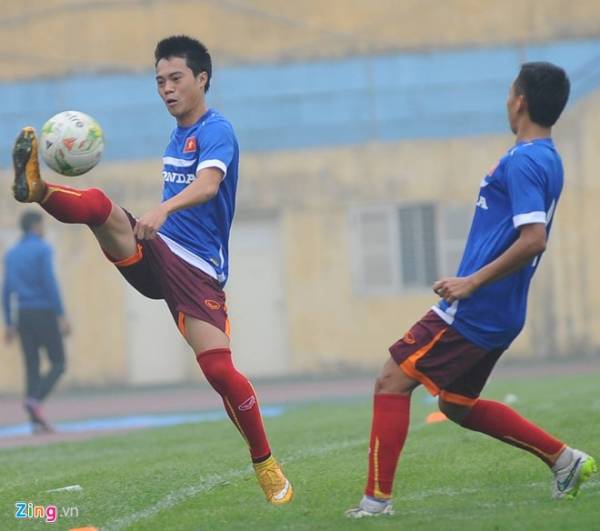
[433,139,563,351]
[158,109,238,285]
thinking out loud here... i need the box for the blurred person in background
[2,210,70,433]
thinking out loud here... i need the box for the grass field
[1,372,598,530]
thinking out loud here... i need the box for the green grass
[1,373,599,530]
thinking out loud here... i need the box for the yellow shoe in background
[12,127,46,203]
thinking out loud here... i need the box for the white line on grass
[103,436,362,530]
[399,479,600,503]
[103,422,431,530]
[395,480,600,523]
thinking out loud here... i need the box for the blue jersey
[2,234,65,326]
[159,109,238,285]
[433,139,563,351]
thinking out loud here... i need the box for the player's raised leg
[439,397,598,499]
[182,315,293,505]
[12,127,136,261]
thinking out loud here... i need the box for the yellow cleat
[253,455,294,505]
[12,127,46,203]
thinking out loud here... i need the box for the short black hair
[154,35,212,92]
[514,62,570,127]
[20,210,42,233]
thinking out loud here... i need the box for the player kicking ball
[346,62,596,518]
[11,35,292,506]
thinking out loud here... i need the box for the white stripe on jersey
[432,303,459,325]
[197,159,227,178]
[513,211,546,228]
[163,156,197,167]
[157,233,220,281]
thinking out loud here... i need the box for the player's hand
[4,326,17,344]
[134,204,169,240]
[433,276,478,304]
[58,316,72,337]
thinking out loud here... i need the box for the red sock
[196,348,271,461]
[40,183,112,226]
[461,399,565,466]
[365,393,411,499]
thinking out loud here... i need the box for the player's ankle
[552,446,573,472]
[366,495,391,503]
[36,181,49,203]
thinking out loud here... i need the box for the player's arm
[134,167,222,240]
[163,167,222,212]
[434,151,549,304]
[135,120,234,240]
[433,223,546,303]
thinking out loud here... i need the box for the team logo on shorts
[183,137,197,153]
[204,299,221,310]
[238,396,256,411]
[402,331,416,344]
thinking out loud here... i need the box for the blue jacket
[2,233,64,326]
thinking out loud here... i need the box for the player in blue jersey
[346,62,596,518]
[3,211,71,433]
[10,35,293,505]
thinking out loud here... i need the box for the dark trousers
[17,309,66,402]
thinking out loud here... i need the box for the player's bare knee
[374,376,384,394]
[438,397,471,424]
[103,201,129,231]
[438,397,456,420]
[91,202,136,259]
[376,360,418,395]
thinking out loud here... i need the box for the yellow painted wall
[2,0,600,80]
[0,161,159,394]
[1,89,598,391]
[241,92,599,370]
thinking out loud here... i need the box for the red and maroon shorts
[389,310,504,406]
[104,211,230,337]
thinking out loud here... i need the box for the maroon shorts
[105,211,229,337]
[389,310,503,405]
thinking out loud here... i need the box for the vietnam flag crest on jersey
[183,137,197,153]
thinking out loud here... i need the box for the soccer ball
[40,111,104,176]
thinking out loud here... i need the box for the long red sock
[196,348,271,462]
[40,183,112,226]
[461,399,565,466]
[365,393,411,499]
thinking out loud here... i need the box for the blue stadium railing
[1,39,600,167]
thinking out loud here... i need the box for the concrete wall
[2,0,600,80]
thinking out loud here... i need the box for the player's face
[506,82,525,134]
[155,57,207,124]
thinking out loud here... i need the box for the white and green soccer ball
[40,110,104,176]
